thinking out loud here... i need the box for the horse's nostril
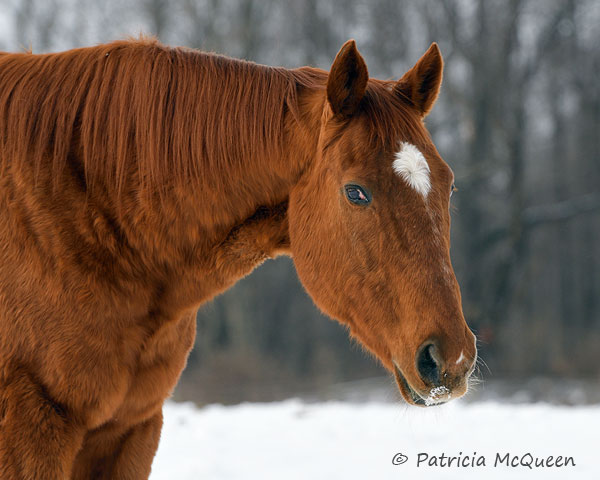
[416,343,441,386]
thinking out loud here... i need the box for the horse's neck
[121,76,324,310]
[192,76,323,231]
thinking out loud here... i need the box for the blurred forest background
[1,0,598,404]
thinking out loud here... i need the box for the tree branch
[479,192,600,249]
[522,192,600,227]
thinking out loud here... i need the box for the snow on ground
[151,399,600,480]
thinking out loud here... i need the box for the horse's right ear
[327,40,368,118]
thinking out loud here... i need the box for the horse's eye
[450,183,457,198]
[344,184,371,206]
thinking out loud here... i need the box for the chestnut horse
[0,38,476,478]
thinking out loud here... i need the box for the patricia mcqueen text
[408,451,576,469]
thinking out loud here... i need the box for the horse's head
[288,41,477,406]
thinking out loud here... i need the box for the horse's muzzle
[393,338,477,407]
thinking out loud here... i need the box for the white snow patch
[424,385,451,406]
[151,400,600,479]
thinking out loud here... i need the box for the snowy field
[151,399,600,480]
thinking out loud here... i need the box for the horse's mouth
[393,362,451,407]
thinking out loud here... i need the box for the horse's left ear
[327,40,369,118]
[394,43,443,118]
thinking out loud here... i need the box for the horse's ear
[327,40,369,118]
[394,43,443,118]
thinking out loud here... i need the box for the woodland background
[1,0,598,404]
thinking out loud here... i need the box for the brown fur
[0,38,475,478]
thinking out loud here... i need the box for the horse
[0,37,477,478]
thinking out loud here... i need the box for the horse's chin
[393,362,451,407]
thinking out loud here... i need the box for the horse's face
[289,41,476,406]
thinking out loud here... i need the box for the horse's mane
[0,37,424,200]
[0,38,315,197]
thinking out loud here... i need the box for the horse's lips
[393,362,426,406]
[393,362,445,407]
